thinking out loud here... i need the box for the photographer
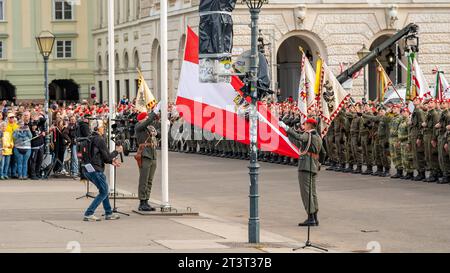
[29,112,46,180]
[65,116,79,177]
[83,120,122,222]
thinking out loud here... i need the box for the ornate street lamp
[36,31,55,154]
[242,0,268,244]
[385,48,396,75]
[357,44,370,99]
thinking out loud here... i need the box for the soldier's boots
[381,168,391,177]
[138,200,156,212]
[343,164,354,173]
[413,171,426,181]
[362,165,373,175]
[352,165,362,174]
[298,214,318,227]
[438,176,449,184]
[313,212,319,226]
[424,174,438,183]
[391,169,403,179]
[335,164,346,172]
[326,162,337,171]
[372,166,383,176]
[402,172,414,180]
[283,157,290,165]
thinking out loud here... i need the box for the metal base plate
[133,206,199,217]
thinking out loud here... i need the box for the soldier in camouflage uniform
[362,105,391,176]
[325,120,337,171]
[346,103,363,173]
[410,97,427,181]
[423,99,441,182]
[333,111,346,172]
[343,105,354,173]
[389,104,403,179]
[398,107,414,180]
[436,100,450,184]
[360,104,374,175]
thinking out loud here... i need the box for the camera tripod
[108,139,129,217]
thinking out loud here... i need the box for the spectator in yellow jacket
[1,122,13,179]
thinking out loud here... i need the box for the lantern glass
[357,44,370,60]
[36,31,56,58]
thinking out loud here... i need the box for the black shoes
[352,166,362,174]
[298,213,319,227]
[424,175,438,183]
[391,169,403,179]
[438,176,449,184]
[402,172,414,180]
[413,171,426,181]
[138,200,156,212]
[362,166,373,175]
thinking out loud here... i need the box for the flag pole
[376,59,405,106]
[160,0,170,209]
[107,0,116,192]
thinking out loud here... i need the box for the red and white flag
[176,27,300,158]
[412,58,432,99]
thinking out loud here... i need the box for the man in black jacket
[83,120,123,222]
[29,112,46,180]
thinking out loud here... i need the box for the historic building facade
[0,0,96,102]
[93,0,450,104]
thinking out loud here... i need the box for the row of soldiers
[167,105,306,165]
[325,97,450,184]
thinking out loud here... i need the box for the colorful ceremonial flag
[377,63,392,102]
[297,54,316,125]
[136,69,157,112]
[176,27,300,158]
[316,62,351,137]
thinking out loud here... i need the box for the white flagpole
[108,0,116,192]
[160,0,170,209]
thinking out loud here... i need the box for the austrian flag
[176,27,300,158]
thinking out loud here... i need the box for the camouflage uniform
[424,108,441,181]
[389,114,403,178]
[437,108,450,183]
[334,112,346,171]
[398,115,414,178]
[410,107,427,180]
[359,111,373,174]
[346,111,362,173]
[343,111,354,172]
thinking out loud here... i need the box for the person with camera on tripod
[135,103,161,212]
[83,120,123,222]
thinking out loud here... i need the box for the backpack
[76,136,94,165]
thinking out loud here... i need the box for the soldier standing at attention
[346,103,363,174]
[279,118,326,227]
[334,111,346,172]
[360,103,374,175]
[362,105,390,176]
[423,99,441,182]
[389,104,403,179]
[436,99,450,184]
[343,105,354,173]
[398,107,414,180]
[410,97,427,181]
[135,104,160,212]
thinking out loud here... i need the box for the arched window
[134,50,140,69]
[124,51,129,70]
[115,52,120,69]
[97,55,103,71]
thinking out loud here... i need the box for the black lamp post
[242,0,267,245]
[36,31,55,154]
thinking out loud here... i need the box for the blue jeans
[84,170,112,217]
[71,145,79,176]
[1,155,10,178]
[14,148,31,178]
[0,154,3,177]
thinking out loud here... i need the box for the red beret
[137,112,148,122]
[305,118,318,125]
